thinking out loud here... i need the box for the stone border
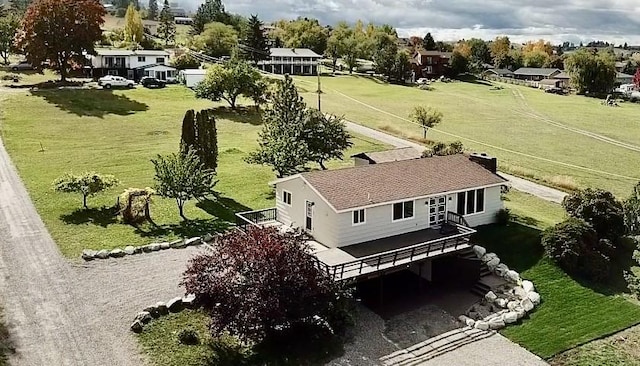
[130,294,198,333]
[81,233,217,261]
[458,245,541,331]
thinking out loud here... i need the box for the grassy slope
[476,191,640,359]
[0,86,388,257]
[550,325,640,366]
[294,75,640,197]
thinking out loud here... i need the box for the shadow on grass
[196,197,252,223]
[353,74,388,85]
[30,88,148,117]
[472,223,544,273]
[60,206,119,227]
[210,106,262,125]
[457,75,493,86]
[134,218,229,239]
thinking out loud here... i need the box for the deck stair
[457,248,492,296]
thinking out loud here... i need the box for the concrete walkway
[346,121,568,204]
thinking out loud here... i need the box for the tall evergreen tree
[8,0,30,14]
[242,14,268,62]
[157,0,175,45]
[191,0,227,34]
[147,0,158,20]
[423,32,436,50]
[180,109,218,171]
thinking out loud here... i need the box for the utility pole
[316,64,322,112]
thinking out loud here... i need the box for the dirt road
[0,136,201,365]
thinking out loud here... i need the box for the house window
[282,190,292,206]
[426,56,433,64]
[457,188,486,215]
[107,70,119,76]
[392,200,414,221]
[156,57,165,64]
[352,209,365,225]
[425,66,433,74]
[138,56,146,62]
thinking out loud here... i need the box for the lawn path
[0,129,201,365]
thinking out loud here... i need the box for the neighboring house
[237,153,507,281]
[178,69,207,88]
[89,49,177,81]
[412,50,452,79]
[170,6,187,17]
[174,16,193,25]
[256,48,322,75]
[616,72,634,85]
[553,71,571,88]
[482,69,514,78]
[352,147,422,166]
[615,61,627,73]
[142,20,158,35]
[513,68,561,81]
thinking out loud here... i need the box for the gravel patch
[383,304,460,349]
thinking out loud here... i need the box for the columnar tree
[372,31,398,79]
[182,226,349,342]
[53,172,119,209]
[195,59,262,109]
[157,0,175,46]
[305,110,352,170]
[151,151,217,220]
[147,0,158,20]
[180,109,218,171]
[410,106,443,139]
[242,14,268,63]
[124,3,144,44]
[624,182,640,235]
[392,50,411,82]
[423,32,436,51]
[490,36,511,69]
[14,0,106,81]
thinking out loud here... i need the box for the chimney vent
[469,153,497,173]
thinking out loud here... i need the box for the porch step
[457,248,491,278]
[470,281,491,297]
[380,326,495,366]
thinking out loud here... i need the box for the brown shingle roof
[351,147,423,164]
[301,154,507,211]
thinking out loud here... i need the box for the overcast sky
[181,0,640,44]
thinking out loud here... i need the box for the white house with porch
[257,48,322,75]
[237,154,507,282]
[88,49,177,81]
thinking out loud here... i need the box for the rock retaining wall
[458,245,541,331]
[81,233,218,261]
[130,294,198,333]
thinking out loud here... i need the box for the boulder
[167,297,183,313]
[124,246,136,255]
[185,237,202,246]
[95,249,109,259]
[486,257,500,271]
[130,320,143,333]
[504,312,518,324]
[109,249,126,258]
[516,308,527,319]
[495,298,508,308]
[473,245,486,258]
[485,291,497,303]
[507,301,520,311]
[488,318,506,330]
[528,291,541,306]
[148,243,161,251]
[144,305,160,318]
[481,252,498,263]
[203,233,214,243]
[522,280,535,293]
[494,263,509,277]
[170,239,186,249]
[505,270,521,284]
[465,318,475,327]
[141,245,153,253]
[160,242,170,250]
[134,246,143,254]
[513,286,527,299]
[135,311,152,324]
[474,320,489,330]
[81,249,97,261]
[156,302,168,315]
[521,298,534,312]
[182,294,197,309]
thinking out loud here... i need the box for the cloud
[181,0,640,43]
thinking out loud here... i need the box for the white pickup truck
[98,75,136,89]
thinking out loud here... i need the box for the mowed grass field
[0,86,389,257]
[294,75,640,197]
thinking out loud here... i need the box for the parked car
[416,78,430,85]
[140,77,166,88]
[9,61,34,71]
[98,75,135,89]
[544,86,564,95]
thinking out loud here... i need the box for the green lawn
[293,75,640,197]
[549,325,640,366]
[0,86,389,257]
[474,192,640,359]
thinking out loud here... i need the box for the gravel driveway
[0,137,201,366]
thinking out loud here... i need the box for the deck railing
[446,211,471,227]
[235,208,277,231]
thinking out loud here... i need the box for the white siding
[448,186,503,227]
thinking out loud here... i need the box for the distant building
[257,48,322,76]
[513,68,561,81]
[88,49,177,81]
[412,50,452,79]
[616,72,634,85]
[482,69,514,78]
[174,16,193,25]
[170,7,187,17]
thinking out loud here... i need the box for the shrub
[1,74,21,81]
[495,208,511,225]
[117,187,154,224]
[177,327,200,345]
[562,188,626,240]
[171,53,201,70]
[542,217,611,281]
[207,334,252,366]
[432,142,447,156]
[447,141,464,154]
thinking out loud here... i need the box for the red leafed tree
[182,227,349,342]
[14,0,105,81]
[634,68,640,89]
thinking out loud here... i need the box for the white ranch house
[88,49,177,82]
[237,153,508,282]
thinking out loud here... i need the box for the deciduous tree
[194,59,262,109]
[372,31,398,79]
[53,172,119,209]
[192,0,227,35]
[562,188,626,240]
[182,226,349,342]
[190,22,237,57]
[633,68,640,89]
[0,15,19,64]
[273,17,328,55]
[157,0,175,46]
[151,151,217,220]
[490,36,511,69]
[124,3,144,44]
[410,106,443,138]
[565,49,616,94]
[325,21,350,73]
[170,53,200,69]
[624,182,640,235]
[305,110,352,170]
[14,0,106,81]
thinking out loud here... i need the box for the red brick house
[412,50,453,79]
